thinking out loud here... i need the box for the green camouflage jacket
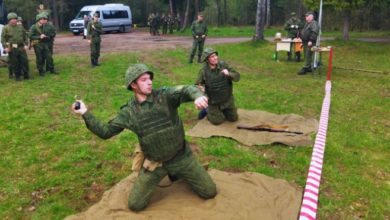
[29,22,56,44]
[191,20,208,37]
[301,20,319,43]
[1,24,28,48]
[87,21,103,42]
[82,85,203,141]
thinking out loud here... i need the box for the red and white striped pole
[299,47,333,220]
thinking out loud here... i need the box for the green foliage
[0,34,389,219]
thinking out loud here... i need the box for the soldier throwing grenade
[72,64,217,211]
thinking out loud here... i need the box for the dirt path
[51,30,251,55]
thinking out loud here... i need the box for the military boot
[298,67,308,75]
[95,58,100,66]
[91,59,96,68]
[8,73,14,79]
[197,55,202,63]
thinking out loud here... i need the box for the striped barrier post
[299,47,333,220]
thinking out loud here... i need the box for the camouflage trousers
[128,143,217,211]
[34,43,54,74]
[303,43,314,69]
[190,37,205,57]
[207,96,238,125]
[90,40,101,62]
[9,48,30,79]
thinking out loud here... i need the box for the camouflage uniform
[161,15,168,35]
[151,13,160,36]
[29,13,56,75]
[299,12,319,74]
[167,15,174,34]
[284,12,303,61]
[81,64,217,211]
[189,17,208,63]
[1,13,30,80]
[87,14,103,67]
[196,49,240,125]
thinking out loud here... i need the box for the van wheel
[120,26,126,33]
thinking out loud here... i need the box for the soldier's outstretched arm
[72,100,125,139]
[164,85,205,108]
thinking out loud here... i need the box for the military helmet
[125,64,154,90]
[17,16,23,21]
[7,12,18,21]
[202,48,218,62]
[305,11,314,16]
[36,13,48,21]
[93,12,99,17]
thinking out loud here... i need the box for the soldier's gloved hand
[40,34,47,39]
[308,41,313,47]
[290,25,294,28]
[221,69,229,76]
[24,45,28,50]
[195,36,199,39]
[194,96,208,110]
[72,100,88,115]
[201,35,206,38]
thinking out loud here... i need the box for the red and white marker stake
[299,47,333,220]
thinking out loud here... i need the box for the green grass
[0,35,389,219]
[171,25,390,39]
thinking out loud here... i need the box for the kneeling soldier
[72,64,217,211]
[196,48,240,125]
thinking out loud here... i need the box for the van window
[102,10,129,19]
[75,11,91,19]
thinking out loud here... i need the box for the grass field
[0,33,389,219]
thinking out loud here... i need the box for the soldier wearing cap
[1,12,30,80]
[298,11,319,75]
[284,12,303,61]
[196,48,240,124]
[189,13,208,64]
[29,13,57,75]
[87,13,103,67]
[72,64,217,211]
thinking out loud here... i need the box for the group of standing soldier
[148,12,181,36]
[283,11,320,75]
[1,6,57,81]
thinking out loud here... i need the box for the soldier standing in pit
[29,13,57,76]
[87,13,103,67]
[189,14,208,64]
[298,11,319,75]
[284,12,303,61]
[72,64,217,211]
[196,48,240,125]
[1,13,30,81]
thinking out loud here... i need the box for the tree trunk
[50,0,60,30]
[194,0,199,17]
[266,0,271,27]
[169,0,174,15]
[297,0,304,18]
[254,0,266,41]
[223,0,227,25]
[215,0,222,26]
[342,9,350,41]
[181,0,191,31]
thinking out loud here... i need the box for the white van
[69,3,132,35]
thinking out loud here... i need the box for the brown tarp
[65,169,302,220]
[187,109,318,146]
